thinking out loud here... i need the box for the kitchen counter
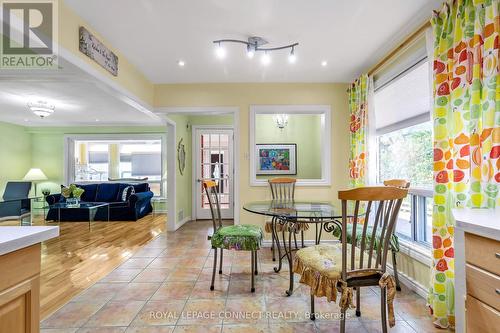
[0,226,59,256]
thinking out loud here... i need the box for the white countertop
[453,208,500,241]
[0,226,59,256]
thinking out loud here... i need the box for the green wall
[0,122,32,195]
[255,114,322,179]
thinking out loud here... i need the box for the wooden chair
[294,186,408,333]
[383,179,410,291]
[266,178,306,261]
[204,181,263,292]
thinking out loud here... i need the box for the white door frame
[165,117,177,231]
[155,106,240,225]
[192,125,234,220]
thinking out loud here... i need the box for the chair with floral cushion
[334,179,410,291]
[204,180,263,292]
[293,186,408,333]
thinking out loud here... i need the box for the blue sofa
[45,182,153,221]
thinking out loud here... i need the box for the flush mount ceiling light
[213,36,298,65]
[27,100,55,118]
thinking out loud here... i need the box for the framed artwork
[255,144,297,175]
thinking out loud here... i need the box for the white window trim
[63,133,167,196]
[249,105,332,187]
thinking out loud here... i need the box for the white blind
[373,33,431,132]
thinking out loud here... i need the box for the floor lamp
[23,168,48,197]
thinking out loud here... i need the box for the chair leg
[219,249,223,274]
[210,248,217,291]
[254,250,258,275]
[301,230,305,248]
[356,287,361,317]
[293,232,298,249]
[310,294,315,320]
[250,251,255,293]
[340,306,346,333]
[392,250,402,291]
[381,286,388,333]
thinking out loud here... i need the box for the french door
[194,128,234,219]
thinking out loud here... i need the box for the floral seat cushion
[294,244,397,327]
[333,223,400,252]
[211,225,263,251]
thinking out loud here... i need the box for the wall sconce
[273,114,289,130]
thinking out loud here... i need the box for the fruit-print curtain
[348,74,370,187]
[429,0,499,329]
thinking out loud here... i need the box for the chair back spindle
[203,180,223,233]
[338,186,408,280]
[268,178,296,200]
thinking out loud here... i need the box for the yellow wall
[155,83,351,241]
[58,0,154,106]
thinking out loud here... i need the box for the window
[374,59,433,246]
[67,135,165,196]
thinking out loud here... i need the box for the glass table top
[50,202,109,209]
[243,200,340,219]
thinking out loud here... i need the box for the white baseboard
[174,216,191,231]
[261,239,428,299]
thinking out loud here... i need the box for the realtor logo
[1,0,58,69]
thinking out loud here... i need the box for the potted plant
[62,184,85,206]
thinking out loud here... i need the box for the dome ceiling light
[213,36,299,65]
[27,100,55,118]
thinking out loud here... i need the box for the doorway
[193,127,234,219]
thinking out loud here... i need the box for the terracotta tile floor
[41,220,443,333]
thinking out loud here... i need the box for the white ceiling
[65,0,442,84]
[0,60,162,127]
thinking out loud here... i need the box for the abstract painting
[256,144,296,175]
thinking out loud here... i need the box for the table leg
[272,217,283,273]
[283,220,294,296]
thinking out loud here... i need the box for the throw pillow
[121,185,135,202]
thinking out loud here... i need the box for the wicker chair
[293,186,408,333]
[204,181,263,292]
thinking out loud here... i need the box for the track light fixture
[213,36,298,65]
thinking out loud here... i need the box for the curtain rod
[347,20,431,93]
[368,20,431,76]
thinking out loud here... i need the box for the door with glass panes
[194,128,234,219]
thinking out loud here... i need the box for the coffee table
[49,202,110,230]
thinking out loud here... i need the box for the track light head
[261,52,271,66]
[215,42,226,59]
[288,47,296,63]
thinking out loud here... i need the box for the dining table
[243,200,343,296]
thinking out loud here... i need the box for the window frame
[373,57,433,247]
[249,105,332,186]
[63,133,167,197]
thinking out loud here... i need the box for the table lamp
[23,168,48,197]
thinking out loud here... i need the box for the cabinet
[0,244,41,333]
[454,208,500,333]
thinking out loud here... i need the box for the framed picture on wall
[255,144,297,175]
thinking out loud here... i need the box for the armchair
[0,182,32,222]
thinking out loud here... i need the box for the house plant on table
[62,184,85,207]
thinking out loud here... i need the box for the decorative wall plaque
[79,26,118,76]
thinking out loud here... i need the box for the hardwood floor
[32,214,166,319]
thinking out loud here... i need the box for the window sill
[397,238,432,266]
